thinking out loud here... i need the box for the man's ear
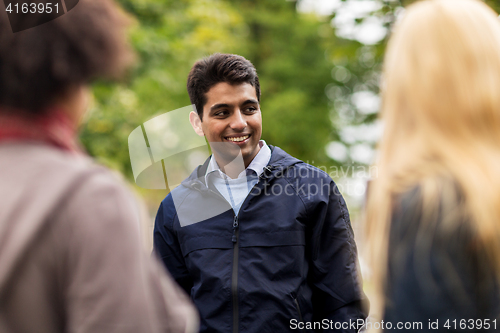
[189,111,204,136]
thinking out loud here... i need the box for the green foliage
[79,0,500,209]
[80,0,338,184]
[325,0,500,133]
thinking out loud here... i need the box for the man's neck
[214,146,261,179]
[219,164,243,180]
[214,153,246,179]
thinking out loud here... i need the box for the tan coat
[0,142,198,333]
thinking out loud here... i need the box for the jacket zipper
[198,186,241,333]
[195,166,277,333]
[232,215,239,333]
[230,167,274,333]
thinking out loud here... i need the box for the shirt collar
[205,140,271,182]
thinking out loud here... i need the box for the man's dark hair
[0,0,134,114]
[187,53,260,120]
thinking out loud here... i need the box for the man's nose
[229,110,247,130]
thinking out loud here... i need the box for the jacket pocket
[181,234,233,256]
[240,230,305,248]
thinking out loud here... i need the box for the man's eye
[245,107,257,113]
[215,111,228,116]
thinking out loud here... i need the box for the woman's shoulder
[0,142,134,216]
[389,182,472,268]
[390,181,467,236]
[0,142,120,183]
[386,181,499,322]
[0,142,95,176]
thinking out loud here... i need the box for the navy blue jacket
[154,146,368,333]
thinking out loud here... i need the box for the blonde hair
[366,0,500,319]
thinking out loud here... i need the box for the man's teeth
[227,135,249,142]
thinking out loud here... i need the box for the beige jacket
[0,142,198,333]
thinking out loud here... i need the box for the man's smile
[224,134,251,144]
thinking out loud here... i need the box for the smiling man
[189,80,262,178]
[153,53,368,333]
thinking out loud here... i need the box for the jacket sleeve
[306,176,368,332]
[153,196,194,295]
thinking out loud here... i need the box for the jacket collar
[181,145,302,191]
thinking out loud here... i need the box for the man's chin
[209,142,241,164]
[209,140,260,166]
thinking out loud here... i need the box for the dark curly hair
[0,0,134,114]
[187,53,260,120]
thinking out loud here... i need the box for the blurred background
[81,0,500,242]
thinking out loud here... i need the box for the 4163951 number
[5,2,59,14]
[444,319,497,330]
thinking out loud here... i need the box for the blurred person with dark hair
[153,53,368,333]
[366,0,500,330]
[0,1,198,332]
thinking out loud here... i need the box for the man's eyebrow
[242,99,259,105]
[209,100,259,113]
[210,103,230,112]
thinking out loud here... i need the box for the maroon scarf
[0,108,81,153]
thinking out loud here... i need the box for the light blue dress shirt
[205,140,271,215]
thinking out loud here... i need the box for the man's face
[196,82,262,167]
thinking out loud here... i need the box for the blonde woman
[366,0,500,330]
